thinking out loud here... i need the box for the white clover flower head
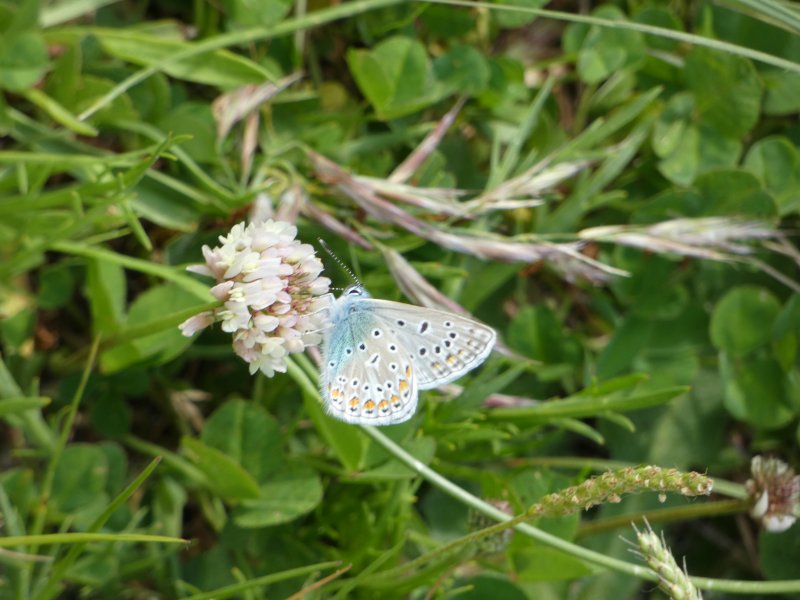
[179,219,331,376]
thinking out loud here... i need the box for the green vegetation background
[1,0,799,598]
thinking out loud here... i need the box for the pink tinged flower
[179,312,215,336]
[179,218,331,377]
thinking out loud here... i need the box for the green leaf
[491,0,548,28]
[223,0,293,27]
[352,436,436,481]
[694,170,777,218]
[99,283,199,373]
[486,385,687,423]
[453,575,529,600]
[94,28,276,88]
[720,352,795,429]
[51,444,110,525]
[513,546,594,582]
[0,32,48,91]
[85,257,126,335]
[710,286,781,356]
[202,400,283,483]
[232,465,323,527]
[684,47,762,137]
[347,36,444,119]
[182,436,261,500]
[37,263,76,309]
[433,44,490,95]
[577,6,645,84]
[743,136,800,215]
[763,70,800,116]
[0,396,50,419]
[760,528,800,580]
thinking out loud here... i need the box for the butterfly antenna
[318,239,362,286]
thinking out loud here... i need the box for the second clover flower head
[179,219,331,377]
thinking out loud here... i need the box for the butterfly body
[321,285,496,425]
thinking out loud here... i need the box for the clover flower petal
[179,219,331,376]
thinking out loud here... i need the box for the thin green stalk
[427,0,800,75]
[0,533,184,548]
[76,0,407,121]
[360,426,800,595]
[34,457,165,600]
[102,301,222,349]
[27,337,101,545]
[577,499,747,538]
[181,561,342,600]
[48,240,212,301]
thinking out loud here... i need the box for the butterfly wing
[320,298,419,425]
[366,300,496,389]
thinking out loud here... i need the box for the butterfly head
[342,284,370,299]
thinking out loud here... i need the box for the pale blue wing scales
[365,299,496,389]
[321,299,418,425]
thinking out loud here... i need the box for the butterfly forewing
[366,300,496,389]
[321,297,419,425]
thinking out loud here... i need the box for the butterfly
[320,285,496,425]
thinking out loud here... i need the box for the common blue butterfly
[320,285,496,425]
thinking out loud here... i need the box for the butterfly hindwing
[365,299,496,389]
[321,295,418,425]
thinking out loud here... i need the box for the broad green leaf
[577,6,645,84]
[491,0,548,28]
[0,32,48,91]
[51,444,110,526]
[743,136,800,214]
[763,70,800,116]
[85,257,126,335]
[89,395,131,439]
[202,400,283,483]
[710,286,781,356]
[513,546,594,582]
[433,44,490,95]
[420,4,475,37]
[99,283,199,373]
[347,36,444,119]
[95,28,276,88]
[182,436,260,500]
[685,47,762,137]
[694,170,778,219]
[37,263,76,309]
[223,0,293,27]
[720,353,794,429]
[761,529,800,580]
[656,123,740,186]
[353,436,436,481]
[232,465,323,527]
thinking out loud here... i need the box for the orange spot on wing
[378,400,390,412]
[405,365,412,378]
[363,400,376,412]
[399,379,409,392]
[348,397,359,410]
[446,354,457,366]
